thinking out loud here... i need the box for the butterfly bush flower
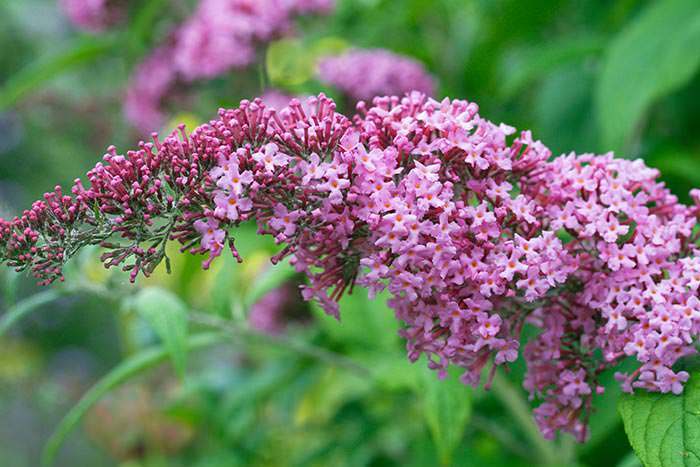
[317,49,436,101]
[59,0,124,32]
[3,92,700,443]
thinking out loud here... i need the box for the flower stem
[491,371,563,466]
[188,310,372,376]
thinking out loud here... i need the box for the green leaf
[501,35,606,99]
[41,332,226,467]
[312,289,400,351]
[133,287,189,378]
[308,36,350,60]
[532,64,597,154]
[617,451,643,467]
[647,148,700,203]
[419,365,472,466]
[266,38,316,87]
[0,269,19,306]
[265,36,349,90]
[0,289,61,337]
[618,370,700,466]
[596,0,700,153]
[294,367,371,425]
[209,253,243,317]
[243,258,296,309]
[0,34,118,110]
[125,0,169,60]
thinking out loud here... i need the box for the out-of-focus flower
[124,45,178,132]
[248,280,310,334]
[124,0,334,132]
[173,0,258,81]
[59,0,124,32]
[174,0,333,80]
[317,49,436,101]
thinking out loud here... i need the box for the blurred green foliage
[1,0,699,466]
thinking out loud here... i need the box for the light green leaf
[618,370,700,466]
[243,258,296,309]
[41,332,226,467]
[1,269,19,306]
[419,365,472,466]
[596,0,700,153]
[0,289,61,337]
[308,36,350,60]
[0,34,118,110]
[209,253,243,316]
[359,351,420,391]
[265,36,349,89]
[133,287,189,378]
[294,367,371,425]
[266,39,316,87]
[312,289,400,351]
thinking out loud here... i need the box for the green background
[1,0,699,465]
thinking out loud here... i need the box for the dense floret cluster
[3,93,700,442]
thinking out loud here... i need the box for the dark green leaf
[533,64,597,154]
[0,289,61,337]
[0,34,118,110]
[617,451,643,467]
[501,35,606,99]
[596,0,700,153]
[125,0,169,60]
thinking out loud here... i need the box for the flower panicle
[4,91,700,442]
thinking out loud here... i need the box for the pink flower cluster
[59,0,124,32]
[125,0,333,131]
[3,92,700,442]
[317,49,436,102]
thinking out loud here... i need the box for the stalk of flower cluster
[3,92,700,442]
